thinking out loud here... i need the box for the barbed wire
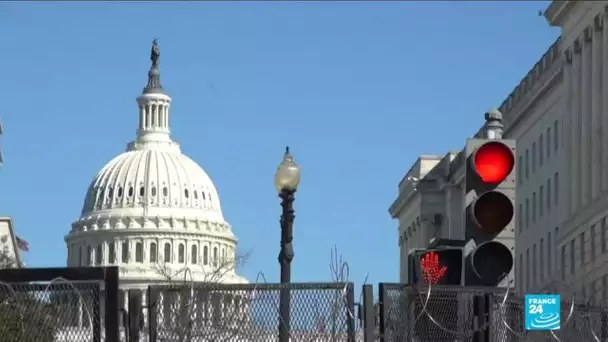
[0,276,97,341]
[398,262,608,342]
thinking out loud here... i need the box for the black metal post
[278,188,295,342]
[472,294,490,342]
[104,267,120,342]
[128,290,142,342]
[362,284,375,342]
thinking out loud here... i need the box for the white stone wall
[542,0,608,301]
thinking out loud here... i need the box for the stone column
[146,105,152,129]
[592,21,603,201]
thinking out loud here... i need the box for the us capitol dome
[64,41,248,310]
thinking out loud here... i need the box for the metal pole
[278,189,295,342]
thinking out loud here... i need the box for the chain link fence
[377,283,608,342]
[0,267,120,342]
[146,282,357,342]
[0,282,102,342]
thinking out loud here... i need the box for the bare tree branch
[149,249,256,341]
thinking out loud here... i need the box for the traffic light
[409,247,464,286]
[464,139,516,286]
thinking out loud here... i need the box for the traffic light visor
[471,191,514,235]
[473,142,514,184]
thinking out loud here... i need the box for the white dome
[80,148,224,223]
[65,43,247,288]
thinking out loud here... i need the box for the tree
[300,245,363,342]
[0,248,59,342]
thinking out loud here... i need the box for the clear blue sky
[0,2,558,288]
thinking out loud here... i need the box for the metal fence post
[362,284,375,342]
[602,311,608,340]
[472,294,490,342]
[147,286,158,342]
[128,290,142,342]
[378,283,387,342]
[345,283,356,342]
[104,267,120,342]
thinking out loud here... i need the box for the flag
[16,236,29,252]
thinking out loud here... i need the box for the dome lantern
[135,40,173,145]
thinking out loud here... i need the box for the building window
[525,149,530,179]
[525,198,530,229]
[191,245,198,265]
[213,247,218,267]
[526,249,530,291]
[547,231,552,273]
[150,242,157,263]
[554,120,559,150]
[547,126,551,159]
[87,245,92,265]
[547,178,551,213]
[591,225,596,262]
[518,155,523,184]
[570,239,575,274]
[203,246,209,265]
[519,254,523,293]
[532,244,537,287]
[561,245,566,280]
[539,185,544,217]
[554,173,559,205]
[604,275,608,302]
[539,135,544,166]
[136,242,143,263]
[540,238,545,281]
[79,246,83,266]
[178,244,185,263]
[532,142,536,173]
[532,192,537,223]
[109,243,115,264]
[164,243,171,263]
[580,233,586,266]
[518,203,523,232]
[122,241,129,263]
[95,244,102,265]
[603,218,607,254]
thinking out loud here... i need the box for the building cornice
[65,229,236,244]
[544,1,576,27]
[503,63,563,136]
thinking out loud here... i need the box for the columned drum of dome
[64,41,248,302]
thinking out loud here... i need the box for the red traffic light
[473,141,514,184]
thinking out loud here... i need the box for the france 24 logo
[524,294,560,330]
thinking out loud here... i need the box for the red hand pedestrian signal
[420,252,447,284]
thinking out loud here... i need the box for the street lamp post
[274,146,300,342]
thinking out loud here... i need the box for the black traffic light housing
[409,247,464,286]
[464,138,516,286]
